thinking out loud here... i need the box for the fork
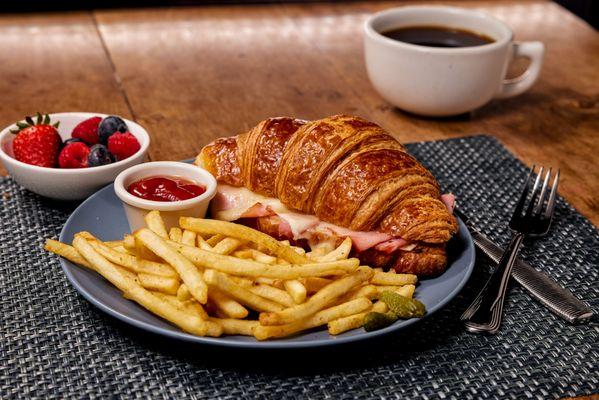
[461,165,560,334]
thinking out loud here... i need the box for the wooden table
[1,1,597,225]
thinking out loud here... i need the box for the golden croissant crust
[196,115,457,245]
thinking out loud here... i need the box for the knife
[455,209,593,324]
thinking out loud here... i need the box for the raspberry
[72,116,101,145]
[107,132,140,161]
[58,142,90,168]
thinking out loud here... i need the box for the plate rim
[59,184,475,349]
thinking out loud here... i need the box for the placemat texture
[1,135,597,400]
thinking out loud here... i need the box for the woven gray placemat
[1,135,597,399]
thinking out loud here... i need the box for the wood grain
[0,2,597,226]
[0,11,132,175]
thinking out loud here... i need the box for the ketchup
[127,176,205,202]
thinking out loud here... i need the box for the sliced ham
[441,193,455,214]
[309,222,392,253]
[374,238,412,253]
[240,203,275,218]
[277,218,294,238]
[210,184,462,253]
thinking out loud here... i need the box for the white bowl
[114,161,217,231]
[0,112,150,200]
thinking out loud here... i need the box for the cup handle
[495,41,544,99]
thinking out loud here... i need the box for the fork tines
[510,165,560,234]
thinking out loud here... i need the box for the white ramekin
[114,161,217,231]
[0,112,150,200]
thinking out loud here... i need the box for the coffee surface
[381,26,494,48]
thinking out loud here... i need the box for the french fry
[134,235,162,262]
[177,284,192,301]
[206,234,226,246]
[186,301,211,322]
[169,227,183,243]
[248,284,295,308]
[327,300,388,335]
[204,270,284,312]
[259,267,374,326]
[45,239,92,269]
[254,297,372,340]
[374,284,416,299]
[179,217,308,264]
[396,284,415,299]
[284,280,307,304]
[338,284,378,303]
[169,241,359,279]
[301,277,333,293]
[104,240,124,248]
[254,277,285,290]
[135,228,208,304]
[254,277,279,286]
[180,230,196,246]
[123,234,137,254]
[318,237,352,262]
[112,245,131,254]
[73,235,210,336]
[371,271,417,286]
[209,287,249,318]
[209,318,259,336]
[145,210,168,238]
[196,235,212,251]
[307,242,335,259]
[137,274,179,295]
[152,292,209,320]
[232,249,252,259]
[229,276,254,288]
[46,239,180,295]
[87,238,177,278]
[212,237,243,255]
[245,249,277,264]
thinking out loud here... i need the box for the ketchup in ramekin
[127,175,206,202]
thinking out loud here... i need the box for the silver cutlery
[455,209,593,324]
[461,166,560,333]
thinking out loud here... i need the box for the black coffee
[381,25,494,48]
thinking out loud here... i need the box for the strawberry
[11,113,62,168]
[58,142,90,168]
[107,132,140,161]
[72,116,101,145]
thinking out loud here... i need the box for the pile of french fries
[45,211,419,340]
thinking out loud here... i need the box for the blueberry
[63,138,84,146]
[98,115,128,144]
[88,144,116,167]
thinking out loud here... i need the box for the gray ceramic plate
[59,184,475,349]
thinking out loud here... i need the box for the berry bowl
[0,112,150,200]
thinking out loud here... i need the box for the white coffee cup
[364,6,544,116]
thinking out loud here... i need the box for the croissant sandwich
[196,115,458,276]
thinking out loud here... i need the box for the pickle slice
[363,311,398,332]
[380,291,426,318]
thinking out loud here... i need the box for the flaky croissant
[197,115,457,276]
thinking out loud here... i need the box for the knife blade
[456,209,593,324]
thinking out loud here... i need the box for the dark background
[0,0,597,29]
